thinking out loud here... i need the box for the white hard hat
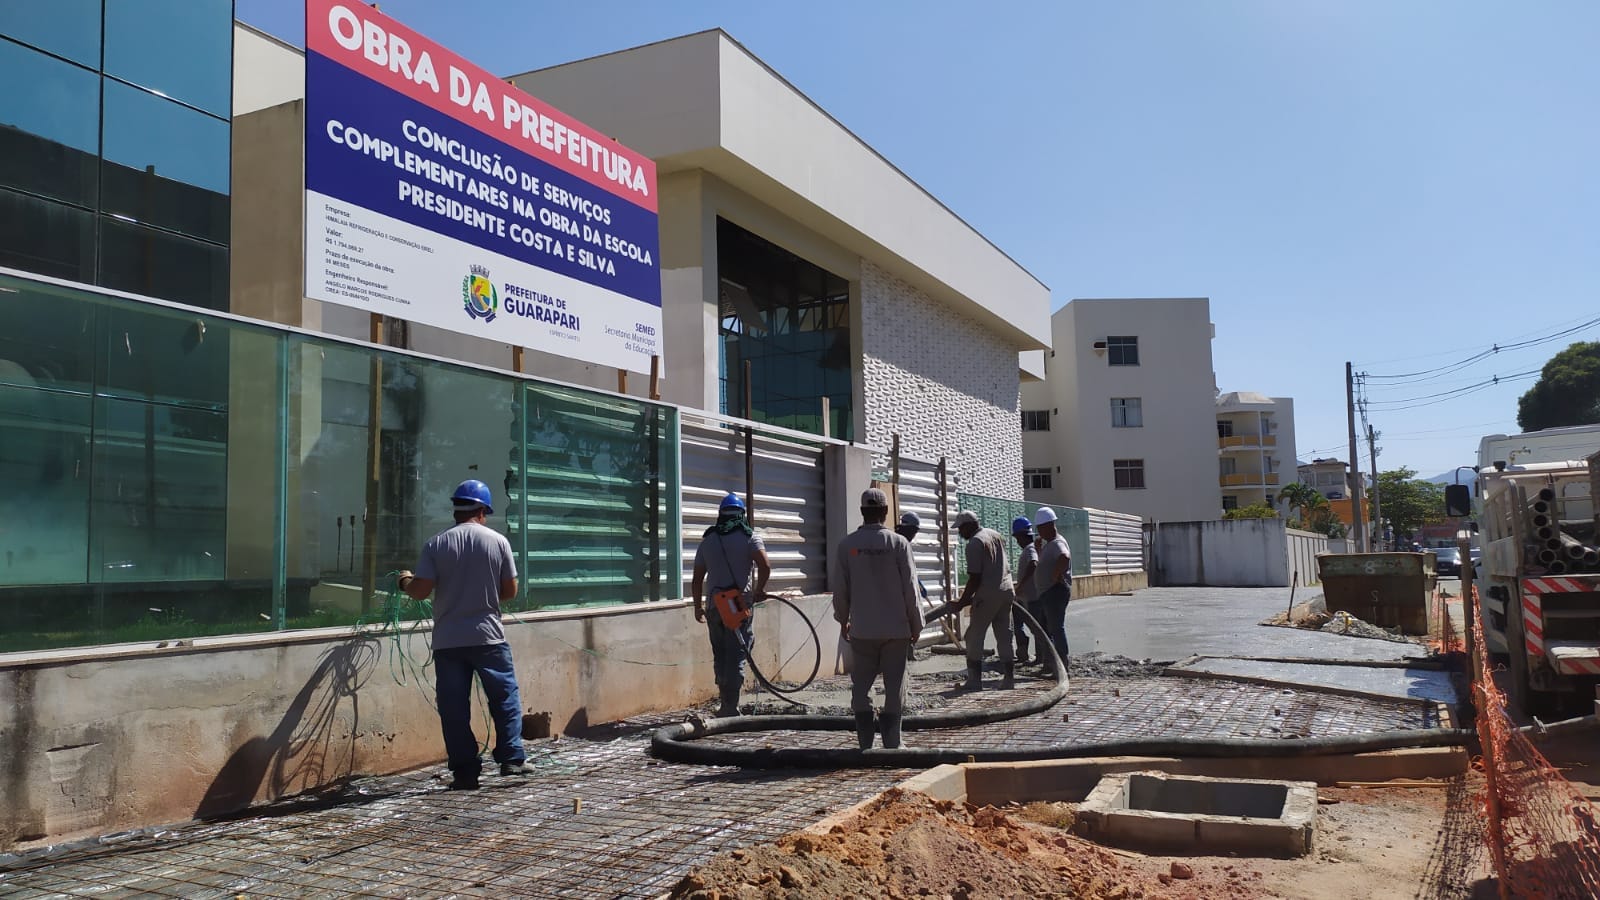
[1031,506,1058,527]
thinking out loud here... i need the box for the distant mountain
[1425,470,1478,491]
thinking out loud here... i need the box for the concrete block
[1076,771,1317,857]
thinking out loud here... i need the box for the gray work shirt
[833,523,923,640]
[964,528,1015,600]
[695,529,767,595]
[415,522,518,650]
[1035,534,1072,594]
[1015,542,1040,604]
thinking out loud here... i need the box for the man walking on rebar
[834,487,923,750]
[397,479,527,791]
[692,492,771,718]
[1032,507,1073,668]
[952,510,1016,691]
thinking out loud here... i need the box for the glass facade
[0,0,232,309]
[716,218,853,439]
[0,271,681,653]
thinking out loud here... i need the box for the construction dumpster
[1316,552,1434,635]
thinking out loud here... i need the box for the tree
[1278,482,1323,526]
[1518,341,1600,432]
[1372,467,1445,544]
[1223,503,1277,519]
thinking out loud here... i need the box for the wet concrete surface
[1167,657,1460,706]
[0,584,1455,897]
[1066,586,1429,662]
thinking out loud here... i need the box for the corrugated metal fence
[1088,508,1145,574]
[679,411,835,595]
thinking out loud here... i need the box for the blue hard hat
[719,492,745,512]
[1011,516,1034,536]
[899,511,921,529]
[451,479,494,515]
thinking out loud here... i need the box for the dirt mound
[669,788,1261,899]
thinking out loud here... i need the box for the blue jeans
[434,643,525,778]
[707,610,753,690]
[1039,584,1071,665]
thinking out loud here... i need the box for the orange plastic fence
[1471,590,1600,898]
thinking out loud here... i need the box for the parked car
[1433,546,1462,576]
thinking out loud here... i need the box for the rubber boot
[880,713,908,750]
[854,711,876,750]
[1015,638,1031,667]
[716,684,740,718]
[960,661,983,692]
[1001,662,1015,690]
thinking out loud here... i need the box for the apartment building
[1216,392,1298,512]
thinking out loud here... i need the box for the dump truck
[1474,452,1600,714]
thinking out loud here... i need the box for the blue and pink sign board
[303,0,662,373]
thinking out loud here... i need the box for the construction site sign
[302,0,663,373]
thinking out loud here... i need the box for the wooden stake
[512,345,524,374]
[649,355,660,400]
[617,369,628,395]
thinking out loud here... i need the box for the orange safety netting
[1471,587,1600,899]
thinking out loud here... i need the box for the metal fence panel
[1087,507,1145,574]
[681,413,833,596]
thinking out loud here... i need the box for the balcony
[1218,434,1277,449]
[1219,472,1281,487]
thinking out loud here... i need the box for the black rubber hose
[655,596,1071,761]
[650,725,1473,769]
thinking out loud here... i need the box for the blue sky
[240,1,1600,479]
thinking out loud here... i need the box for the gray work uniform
[694,528,767,691]
[415,522,518,649]
[1034,533,1072,664]
[963,527,1015,665]
[833,523,922,716]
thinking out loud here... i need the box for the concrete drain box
[1076,772,1316,857]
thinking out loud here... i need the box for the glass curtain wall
[0,0,232,309]
[0,271,680,653]
[715,218,852,439]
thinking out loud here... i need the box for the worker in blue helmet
[398,479,527,790]
[691,492,772,717]
[1010,516,1045,667]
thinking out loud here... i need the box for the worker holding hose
[1011,516,1045,666]
[833,487,923,750]
[692,493,771,718]
[951,511,1017,691]
[397,480,527,791]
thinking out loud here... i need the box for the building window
[1107,335,1139,366]
[1219,457,1236,476]
[1109,397,1141,427]
[1222,495,1238,511]
[1025,467,1052,490]
[1114,458,1145,489]
[1217,420,1234,438]
[1021,409,1050,431]
[716,218,852,440]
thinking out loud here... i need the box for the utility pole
[1346,362,1367,552]
[1367,424,1382,551]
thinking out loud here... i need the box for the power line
[1364,370,1540,411]
[1360,315,1600,382]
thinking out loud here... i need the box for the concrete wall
[1151,518,1291,587]
[860,261,1023,499]
[234,24,303,118]
[0,595,841,850]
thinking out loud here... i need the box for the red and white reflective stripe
[1522,593,1546,655]
[1523,576,1600,595]
[1562,658,1600,676]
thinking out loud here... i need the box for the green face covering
[711,511,753,536]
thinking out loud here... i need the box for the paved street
[0,587,1451,897]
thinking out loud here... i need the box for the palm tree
[1278,482,1326,530]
